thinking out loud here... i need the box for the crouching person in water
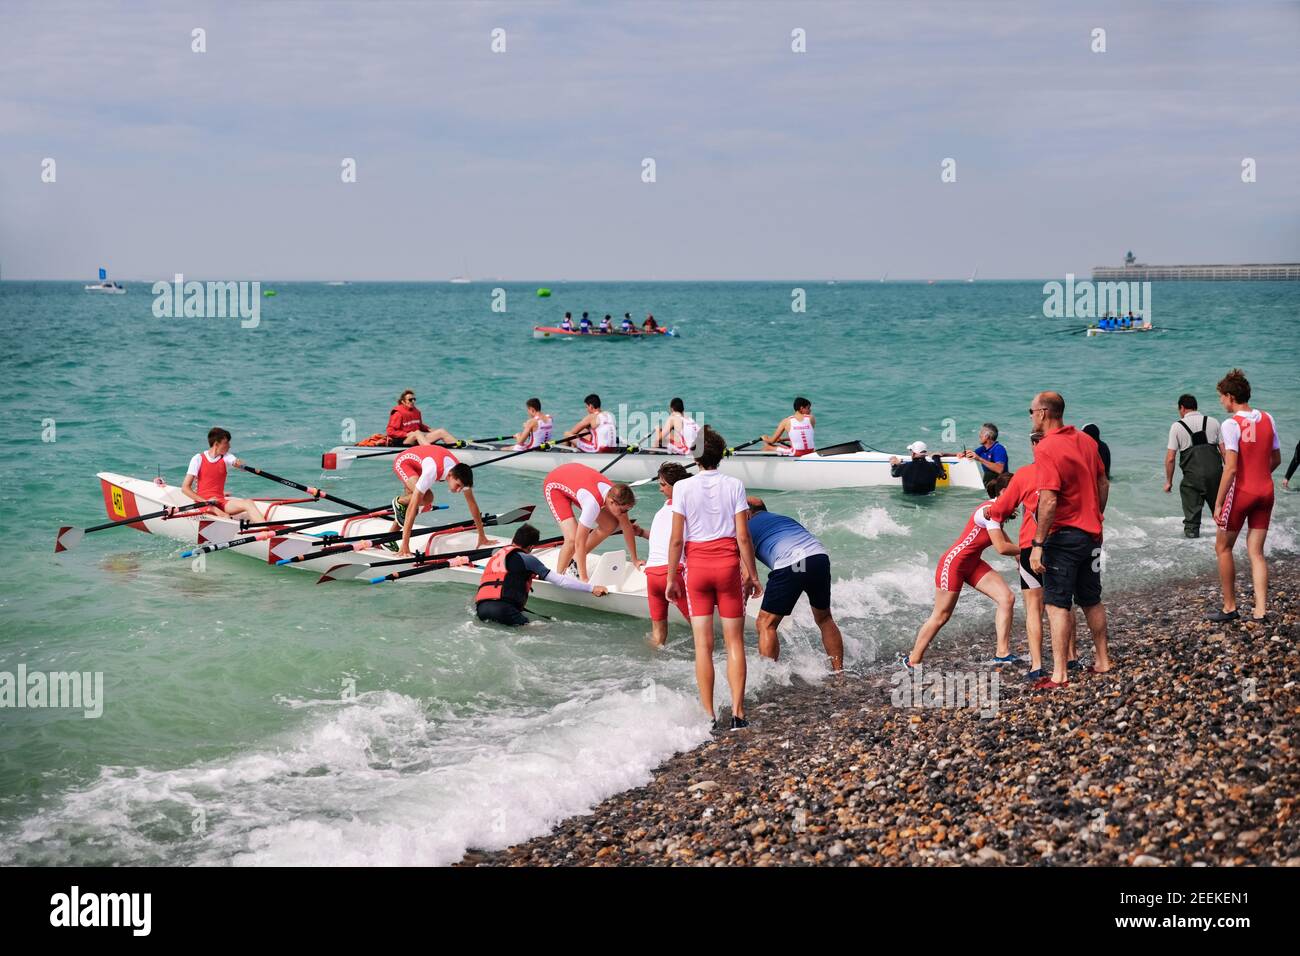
[470,524,609,626]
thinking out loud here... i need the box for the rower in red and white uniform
[906,472,1019,668]
[652,397,700,455]
[391,445,488,557]
[181,427,266,522]
[513,397,554,450]
[562,393,619,453]
[664,426,762,727]
[541,461,639,581]
[762,396,816,456]
[635,462,694,646]
[1210,368,1282,623]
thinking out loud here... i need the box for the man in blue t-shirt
[746,497,843,671]
[965,423,1009,495]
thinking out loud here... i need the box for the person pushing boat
[470,523,609,627]
[905,472,1019,668]
[386,389,457,447]
[390,445,488,557]
[762,397,816,455]
[181,427,266,523]
[651,397,700,455]
[636,462,693,646]
[513,397,554,450]
[664,426,762,728]
[541,461,639,581]
[562,393,619,453]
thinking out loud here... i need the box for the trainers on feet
[730,716,749,731]
[1205,608,1240,623]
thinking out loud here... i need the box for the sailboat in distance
[449,257,471,284]
[967,266,978,283]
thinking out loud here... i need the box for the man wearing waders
[1164,393,1224,538]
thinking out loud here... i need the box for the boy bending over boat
[182,428,266,523]
[390,445,488,557]
[542,462,639,581]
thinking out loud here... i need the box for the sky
[1,0,1298,280]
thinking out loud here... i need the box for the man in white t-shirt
[665,427,762,729]
[1163,393,1223,538]
[181,426,265,522]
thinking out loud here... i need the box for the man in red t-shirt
[1027,391,1113,689]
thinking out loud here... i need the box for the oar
[320,434,517,471]
[627,436,766,487]
[599,443,643,474]
[180,502,400,558]
[237,463,369,511]
[272,505,536,564]
[369,535,565,584]
[467,428,591,469]
[56,500,218,552]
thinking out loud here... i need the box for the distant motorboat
[85,267,125,294]
[449,276,472,284]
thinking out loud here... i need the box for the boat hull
[93,473,754,621]
[533,326,677,340]
[329,444,985,491]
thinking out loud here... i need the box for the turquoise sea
[1,279,1297,865]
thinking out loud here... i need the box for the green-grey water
[1,279,1296,864]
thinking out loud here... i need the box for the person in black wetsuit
[473,524,608,626]
[890,441,948,495]
[1284,440,1300,490]
[1082,423,1111,478]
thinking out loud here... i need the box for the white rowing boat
[323,442,986,491]
[90,473,759,622]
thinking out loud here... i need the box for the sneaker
[381,540,399,553]
[1066,659,1083,673]
[1184,530,1200,539]
[990,653,1021,666]
[1205,608,1240,623]
[1032,677,1069,691]
[1025,668,1045,682]
[730,716,749,731]
[391,496,408,527]
[898,654,920,673]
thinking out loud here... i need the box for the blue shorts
[760,553,832,617]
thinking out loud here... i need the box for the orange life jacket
[475,545,534,607]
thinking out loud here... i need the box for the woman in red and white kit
[637,462,693,647]
[181,427,265,522]
[541,461,640,581]
[1210,368,1282,623]
[664,427,762,729]
[906,472,1019,668]
[391,445,488,557]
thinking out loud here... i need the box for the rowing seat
[587,550,632,590]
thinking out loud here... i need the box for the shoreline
[462,558,1299,866]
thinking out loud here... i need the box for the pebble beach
[463,558,1300,867]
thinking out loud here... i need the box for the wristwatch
[1032,539,1046,548]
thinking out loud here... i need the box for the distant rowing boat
[1085,326,1159,337]
[323,442,985,491]
[534,326,679,340]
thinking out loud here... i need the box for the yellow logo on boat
[110,485,127,517]
[935,463,951,488]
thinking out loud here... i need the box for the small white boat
[87,473,755,622]
[323,442,985,491]
[85,268,125,294]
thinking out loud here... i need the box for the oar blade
[270,538,315,562]
[196,520,240,545]
[54,527,85,553]
[317,563,367,584]
[320,448,353,471]
[814,439,865,458]
[488,505,536,526]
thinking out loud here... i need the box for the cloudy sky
[1,0,1297,280]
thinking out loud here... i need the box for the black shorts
[476,600,529,627]
[760,553,832,617]
[1041,527,1102,609]
[1018,547,1043,591]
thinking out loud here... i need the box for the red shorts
[543,481,579,525]
[682,539,744,619]
[1218,481,1274,533]
[645,565,690,622]
[935,547,993,593]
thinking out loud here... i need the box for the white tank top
[669,414,700,453]
[578,411,617,452]
[789,414,815,453]
[519,414,553,450]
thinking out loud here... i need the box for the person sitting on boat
[747,496,843,673]
[621,313,636,332]
[599,314,614,333]
[541,462,640,581]
[563,393,619,452]
[890,441,947,495]
[469,523,608,627]
[560,312,574,332]
[390,446,489,557]
[386,389,457,447]
[579,312,593,334]
[904,472,1019,669]
[664,426,762,728]
[762,396,816,455]
[181,427,266,523]
[963,423,1009,495]
[633,462,694,646]
[643,314,660,332]
[651,397,701,455]
[513,397,554,451]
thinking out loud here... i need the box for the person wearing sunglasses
[385,389,457,447]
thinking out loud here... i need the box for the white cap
[907,441,927,455]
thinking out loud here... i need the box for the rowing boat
[1085,326,1159,337]
[323,443,986,491]
[533,326,679,340]
[91,472,758,622]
